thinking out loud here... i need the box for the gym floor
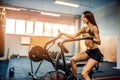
[2,56,120,80]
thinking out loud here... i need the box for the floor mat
[0,60,9,79]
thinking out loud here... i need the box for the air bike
[28,34,95,80]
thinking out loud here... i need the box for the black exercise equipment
[29,46,48,62]
[9,67,14,77]
[28,34,99,80]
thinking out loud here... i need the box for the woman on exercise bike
[60,11,103,80]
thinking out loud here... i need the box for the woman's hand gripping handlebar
[59,37,93,53]
[44,33,62,51]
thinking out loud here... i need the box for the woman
[60,11,103,80]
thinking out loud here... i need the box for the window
[68,25,75,34]
[5,18,15,34]
[34,22,43,36]
[52,24,60,36]
[16,19,25,34]
[44,22,52,36]
[5,18,75,37]
[26,21,34,35]
[59,24,68,32]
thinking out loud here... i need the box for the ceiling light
[55,0,79,8]
[6,7,21,11]
[41,12,60,17]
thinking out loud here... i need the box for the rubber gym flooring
[1,56,120,80]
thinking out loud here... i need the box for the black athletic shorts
[85,48,103,62]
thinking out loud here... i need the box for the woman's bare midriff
[85,40,98,49]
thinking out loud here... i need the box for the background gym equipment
[0,8,5,57]
[28,34,100,80]
[9,67,14,77]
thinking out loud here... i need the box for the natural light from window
[16,20,26,34]
[44,23,52,36]
[59,24,68,32]
[6,18,15,34]
[52,24,60,36]
[68,25,75,34]
[26,21,34,35]
[34,22,43,36]
[5,18,75,37]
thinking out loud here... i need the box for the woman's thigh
[82,58,98,73]
[71,51,89,62]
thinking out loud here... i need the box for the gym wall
[79,2,118,62]
[80,36,117,62]
[93,2,118,62]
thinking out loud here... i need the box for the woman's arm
[61,27,85,39]
[92,26,101,45]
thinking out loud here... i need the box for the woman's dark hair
[83,11,99,32]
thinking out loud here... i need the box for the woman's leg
[81,58,98,80]
[70,52,89,77]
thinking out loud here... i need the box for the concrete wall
[80,1,119,63]
[117,0,120,69]
[93,1,119,66]
[4,35,30,59]
[2,34,75,60]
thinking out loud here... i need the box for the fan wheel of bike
[29,46,47,62]
[39,71,65,80]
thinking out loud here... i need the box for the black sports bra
[83,27,94,37]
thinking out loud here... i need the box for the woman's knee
[81,70,88,78]
[70,57,77,63]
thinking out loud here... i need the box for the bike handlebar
[44,33,62,51]
[59,37,93,49]
[63,37,93,43]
